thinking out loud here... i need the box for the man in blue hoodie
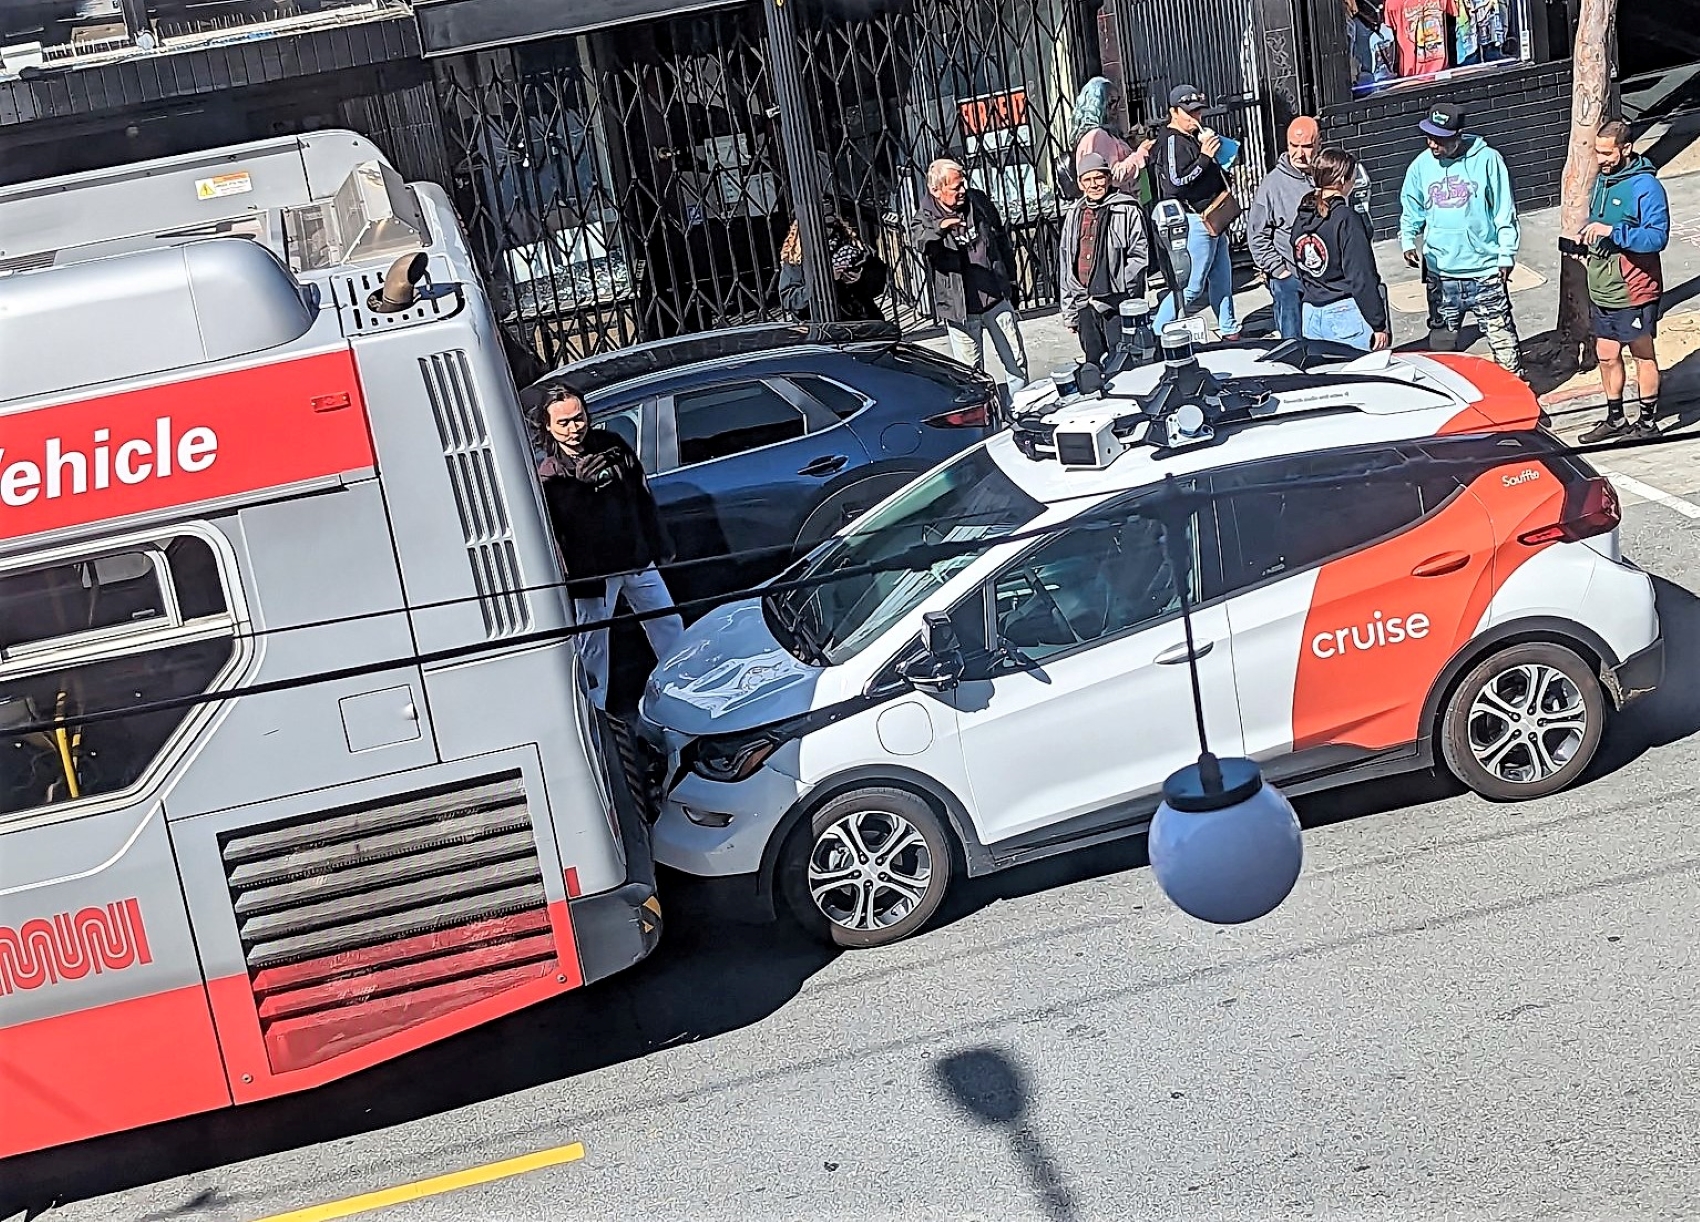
[1399,104,1525,379]
[1573,120,1671,443]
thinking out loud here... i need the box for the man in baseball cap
[1169,84,1209,113]
[1152,83,1241,338]
[1399,103,1526,378]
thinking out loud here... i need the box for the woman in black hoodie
[1290,147,1389,352]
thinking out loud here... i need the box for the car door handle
[1155,639,1213,665]
[1412,551,1471,577]
[798,454,850,477]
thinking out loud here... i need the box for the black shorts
[1591,299,1660,344]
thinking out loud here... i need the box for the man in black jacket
[535,383,683,711]
[907,158,1029,395]
[1152,84,1241,340]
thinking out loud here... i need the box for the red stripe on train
[1,901,586,1153]
[0,349,376,542]
[0,982,230,1159]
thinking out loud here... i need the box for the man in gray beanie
[1059,150,1150,365]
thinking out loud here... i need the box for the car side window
[991,511,1191,665]
[789,375,867,421]
[597,404,643,455]
[674,381,807,466]
[1217,451,1427,593]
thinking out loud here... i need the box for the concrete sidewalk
[921,130,1700,442]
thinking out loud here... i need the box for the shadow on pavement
[1592,574,1700,774]
[933,1047,1079,1221]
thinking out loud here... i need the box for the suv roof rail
[524,320,901,405]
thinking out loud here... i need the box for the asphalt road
[9,433,1700,1222]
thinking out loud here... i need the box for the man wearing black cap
[1398,103,1525,379]
[1152,84,1241,340]
[1059,151,1149,365]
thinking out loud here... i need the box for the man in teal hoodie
[1399,104,1525,379]
[1573,120,1671,443]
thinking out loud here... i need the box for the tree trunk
[1554,0,1617,370]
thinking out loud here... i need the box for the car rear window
[867,344,989,390]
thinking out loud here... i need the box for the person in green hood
[1572,120,1671,443]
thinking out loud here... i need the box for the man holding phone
[1568,120,1671,443]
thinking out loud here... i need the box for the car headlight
[685,732,782,784]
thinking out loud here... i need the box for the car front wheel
[778,786,953,948]
[1441,641,1605,801]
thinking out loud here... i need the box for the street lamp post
[1147,476,1304,925]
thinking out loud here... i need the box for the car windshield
[766,447,1044,665]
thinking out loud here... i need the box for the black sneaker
[1579,416,1627,444]
[1628,416,1660,441]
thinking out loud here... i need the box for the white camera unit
[1053,411,1138,470]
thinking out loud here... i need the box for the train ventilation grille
[219,773,557,1074]
[420,348,532,640]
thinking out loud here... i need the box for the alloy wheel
[1466,662,1589,786]
[806,808,933,931]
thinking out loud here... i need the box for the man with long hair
[534,383,682,711]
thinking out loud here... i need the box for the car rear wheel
[778,787,953,948]
[1441,642,1605,801]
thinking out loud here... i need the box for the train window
[0,532,237,819]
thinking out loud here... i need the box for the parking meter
[1152,199,1192,309]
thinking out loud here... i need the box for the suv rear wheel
[778,787,953,948]
[1441,641,1605,801]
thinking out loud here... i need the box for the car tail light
[1518,475,1620,546]
[925,398,993,428]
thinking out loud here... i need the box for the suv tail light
[1518,475,1620,546]
[924,397,993,428]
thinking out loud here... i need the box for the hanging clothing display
[1385,0,1453,77]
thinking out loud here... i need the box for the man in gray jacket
[1059,152,1149,365]
[1246,116,1320,340]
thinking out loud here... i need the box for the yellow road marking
[253,1142,586,1222]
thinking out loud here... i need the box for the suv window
[1216,450,1432,593]
[674,382,806,465]
[988,509,1195,665]
[790,375,867,421]
[596,404,643,454]
[0,533,238,819]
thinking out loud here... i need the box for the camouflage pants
[1426,272,1525,379]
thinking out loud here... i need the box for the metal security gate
[798,0,1098,330]
[434,0,1105,361]
[1111,0,1276,226]
[435,8,792,365]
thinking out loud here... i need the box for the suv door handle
[798,454,850,477]
[1155,639,1213,665]
[1412,551,1470,577]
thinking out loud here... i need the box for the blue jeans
[1269,273,1303,340]
[1156,214,1238,337]
[1302,298,1374,351]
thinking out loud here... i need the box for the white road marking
[1596,466,1700,521]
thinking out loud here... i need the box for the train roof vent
[330,257,465,335]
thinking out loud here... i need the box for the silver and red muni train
[0,132,660,1157]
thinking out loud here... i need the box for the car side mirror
[902,612,964,692]
[921,611,958,658]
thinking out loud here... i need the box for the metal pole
[762,0,838,324]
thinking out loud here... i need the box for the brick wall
[1319,60,1575,240]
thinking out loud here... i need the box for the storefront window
[1346,0,1530,96]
